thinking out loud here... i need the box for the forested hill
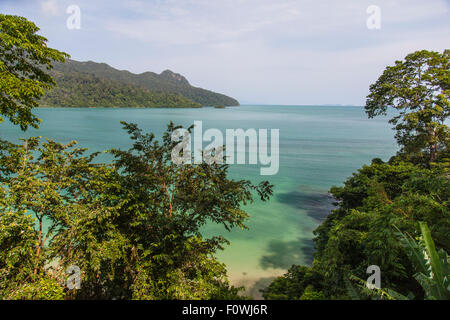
[40,71,202,108]
[40,59,240,108]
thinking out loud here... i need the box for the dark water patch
[276,189,335,222]
[300,239,315,263]
[247,277,276,300]
[260,238,315,270]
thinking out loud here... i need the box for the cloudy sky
[1,0,449,105]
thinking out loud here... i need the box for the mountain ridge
[41,59,240,108]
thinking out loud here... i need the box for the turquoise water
[0,105,398,297]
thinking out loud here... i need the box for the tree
[365,50,449,164]
[68,121,273,299]
[0,14,68,130]
[0,136,104,299]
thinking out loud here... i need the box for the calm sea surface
[0,105,398,297]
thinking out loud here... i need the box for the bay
[0,105,397,297]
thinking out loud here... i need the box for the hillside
[41,71,201,108]
[41,60,240,108]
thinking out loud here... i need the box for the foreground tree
[365,50,449,165]
[0,14,68,130]
[65,122,272,299]
[0,14,69,299]
[0,137,95,299]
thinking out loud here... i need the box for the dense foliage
[346,222,449,300]
[40,71,202,108]
[43,59,240,107]
[0,14,68,130]
[263,50,449,300]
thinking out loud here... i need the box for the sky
[1,0,449,105]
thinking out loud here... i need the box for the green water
[0,105,397,297]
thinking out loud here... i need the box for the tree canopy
[40,71,202,108]
[365,50,449,165]
[0,14,68,130]
[42,59,240,107]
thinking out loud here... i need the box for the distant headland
[40,59,240,108]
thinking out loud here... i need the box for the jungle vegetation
[40,70,202,109]
[41,59,240,108]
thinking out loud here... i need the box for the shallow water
[0,105,398,297]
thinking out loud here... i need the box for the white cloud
[105,0,304,46]
[104,0,449,48]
